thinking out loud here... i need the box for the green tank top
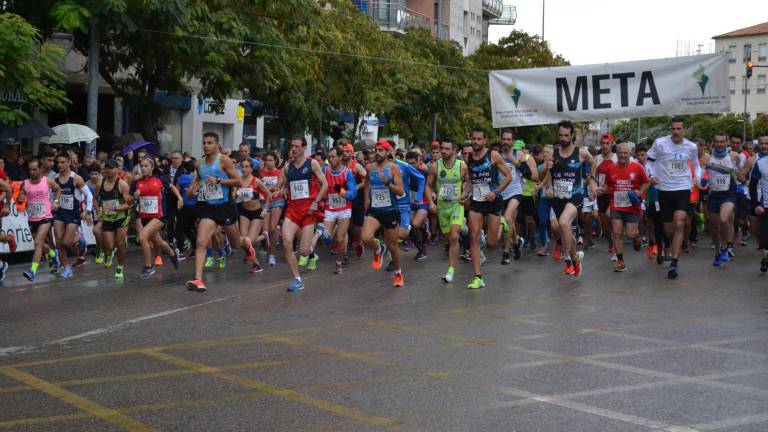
[436,158,463,204]
[521,154,536,197]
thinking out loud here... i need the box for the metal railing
[482,0,503,18]
[488,4,517,25]
[368,1,431,33]
[436,22,450,41]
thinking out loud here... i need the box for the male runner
[499,140,537,264]
[341,140,367,259]
[595,135,618,253]
[96,159,133,278]
[52,152,93,279]
[749,133,768,272]
[702,132,741,267]
[324,147,358,274]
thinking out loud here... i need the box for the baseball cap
[513,140,525,150]
[431,141,440,149]
[600,134,615,142]
[375,140,393,152]
[105,159,120,169]
[341,143,355,153]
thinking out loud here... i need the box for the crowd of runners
[3,117,768,292]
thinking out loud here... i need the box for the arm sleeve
[344,170,358,200]
[405,165,425,202]
[80,184,94,212]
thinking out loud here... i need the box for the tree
[0,13,69,126]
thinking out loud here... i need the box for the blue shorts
[269,199,286,210]
[53,210,80,225]
[398,207,411,230]
[707,193,737,213]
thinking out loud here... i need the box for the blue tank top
[551,146,583,199]
[468,150,499,202]
[55,173,80,216]
[368,163,398,213]
[197,153,230,205]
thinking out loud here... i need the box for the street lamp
[743,42,752,141]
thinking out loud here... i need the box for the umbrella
[116,132,144,149]
[121,140,156,156]
[0,119,54,141]
[41,123,99,144]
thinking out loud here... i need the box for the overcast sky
[488,0,764,65]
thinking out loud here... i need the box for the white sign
[489,54,730,127]
[0,203,96,254]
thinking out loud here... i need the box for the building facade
[713,22,768,121]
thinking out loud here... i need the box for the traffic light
[747,61,753,78]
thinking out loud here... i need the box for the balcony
[482,0,503,18]
[367,1,431,34]
[488,4,517,25]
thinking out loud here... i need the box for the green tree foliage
[0,13,69,126]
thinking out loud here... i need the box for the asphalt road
[1,237,768,432]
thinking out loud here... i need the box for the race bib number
[440,183,458,201]
[472,183,491,201]
[60,194,74,210]
[553,179,574,199]
[712,175,730,192]
[667,159,688,176]
[597,173,606,187]
[328,193,346,209]
[139,196,159,214]
[371,188,392,208]
[236,188,254,203]
[290,180,309,200]
[613,191,631,208]
[262,176,278,188]
[27,202,46,218]
[102,199,119,216]
[200,183,224,201]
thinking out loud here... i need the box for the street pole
[743,42,752,143]
[86,16,99,157]
[541,0,545,40]
[637,117,641,144]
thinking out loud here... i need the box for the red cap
[600,134,615,142]
[375,140,393,152]
[431,141,440,149]
[341,143,355,153]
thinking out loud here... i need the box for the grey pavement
[1,238,768,432]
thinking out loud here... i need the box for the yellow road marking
[141,350,399,428]
[0,366,156,432]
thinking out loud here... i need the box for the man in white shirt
[646,117,702,279]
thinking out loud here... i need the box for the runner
[52,152,93,279]
[340,140,367,259]
[96,159,132,279]
[86,164,104,265]
[18,159,56,281]
[175,160,199,260]
[740,134,768,246]
[594,135,618,254]
[499,140,537,264]
[426,139,470,283]
[275,136,328,292]
[186,132,256,292]
[466,127,513,289]
[602,143,649,272]
[748,133,768,272]
[405,150,432,261]
[134,157,181,278]
[384,145,425,271]
[260,151,283,267]
[362,140,405,287]
[544,120,596,277]
[646,117,702,279]
[236,158,271,273]
[323,147,358,274]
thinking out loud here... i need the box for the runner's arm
[118,180,134,210]
[492,151,513,194]
[343,169,358,200]
[48,179,61,204]
[425,163,437,202]
[311,159,328,203]
[220,156,243,188]
[254,178,272,209]
[76,175,94,212]
[403,163,425,203]
[388,164,405,197]
[354,164,367,191]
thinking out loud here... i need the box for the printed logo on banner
[506,79,522,107]
[692,65,709,95]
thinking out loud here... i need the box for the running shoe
[537,247,550,257]
[656,248,665,265]
[761,256,768,273]
[414,251,428,261]
[171,249,181,270]
[334,260,343,274]
[51,250,60,271]
[393,271,404,287]
[316,224,332,245]
[298,254,308,267]
[73,256,87,268]
[243,238,256,263]
[0,262,7,282]
[218,256,226,269]
[647,244,657,259]
[480,250,487,264]
[250,262,264,273]
[186,279,207,292]
[205,256,215,268]
[372,242,386,270]
[667,263,679,279]
[58,267,74,279]
[501,251,511,265]
[641,237,649,247]
[355,241,364,258]
[385,260,395,272]
[564,261,575,276]
[268,255,277,266]
[104,250,115,267]
[442,269,454,283]
[307,253,318,271]
[727,247,736,258]
[611,253,618,262]
[500,218,510,235]
[114,266,124,279]
[632,238,642,252]
[95,251,104,264]
[720,249,732,263]
[139,267,156,278]
[513,237,524,260]
[614,259,627,272]
[553,244,562,261]
[287,278,304,292]
[713,253,724,267]
[460,251,471,261]
[467,275,485,289]
[573,251,585,277]
[22,269,35,281]
[154,255,163,266]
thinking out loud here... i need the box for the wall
[715,34,768,120]
[180,96,245,158]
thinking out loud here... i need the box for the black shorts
[502,195,523,212]
[519,196,536,218]
[238,205,263,221]
[140,217,164,227]
[597,195,611,213]
[552,194,583,219]
[351,202,365,228]
[102,216,130,232]
[469,198,503,216]
[366,209,399,229]
[657,190,691,222]
[29,218,52,234]
[736,194,749,220]
[197,202,238,226]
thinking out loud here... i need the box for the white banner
[0,203,96,254]
[490,54,730,127]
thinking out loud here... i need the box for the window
[759,75,767,94]
[759,43,768,61]
[463,11,469,30]
[730,76,736,94]
[742,76,751,94]
[728,45,737,63]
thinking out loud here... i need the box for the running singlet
[368,164,398,213]
[136,176,165,219]
[551,146,583,200]
[197,153,230,205]
[436,159,463,204]
[260,168,282,200]
[595,154,617,191]
[99,178,128,221]
[468,151,499,202]
[55,174,80,217]
[706,152,738,196]
[235,176,259,204]
[23,179,52,221]
[325,166,355,212]
[605,161,648,214]
[500,158,522,200]
[286,159,320,207]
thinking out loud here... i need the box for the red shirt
[136,176,165,219]
[595,155,616,190]
[260,168,282,200]
[605,161,648,215]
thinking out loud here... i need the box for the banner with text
[489,54,730,128]
[0,203,96,254]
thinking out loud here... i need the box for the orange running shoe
[553,244,562,261]
[372,242,386,270]
[186,279,207,292]
[154,255,163,266]
[393,271,404,287]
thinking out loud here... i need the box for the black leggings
[175,205,198,248]
[759,213,768,250]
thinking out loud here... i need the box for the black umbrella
[0,119,54,141]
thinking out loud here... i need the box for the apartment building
[713,22,768,120]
